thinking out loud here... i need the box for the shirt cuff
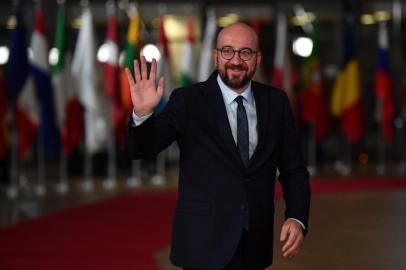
[132,110,153,126]
[287,218,306,230]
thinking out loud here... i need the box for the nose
[229,52,243,64]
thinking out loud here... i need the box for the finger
[283,238,301,258]
[125,68,136,90]
[157,77,165,99]
[283,246,299,258]
[280,224,289,242]
[133,59,141,82]
[282,232,296,253]
[141,56,148,81]
[149,58,157,82]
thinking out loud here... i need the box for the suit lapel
[200,72,245,168]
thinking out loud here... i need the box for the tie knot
[235,96,244,106]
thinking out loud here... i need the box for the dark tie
[236,96,249,166]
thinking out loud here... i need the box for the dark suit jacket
[126,71,310,270]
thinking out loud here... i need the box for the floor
[1,165,406,270]
[155,190,406,270]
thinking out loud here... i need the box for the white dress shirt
[216,75,258,158]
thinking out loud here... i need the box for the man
[125,22,310,270]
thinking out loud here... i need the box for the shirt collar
[217,74,253,106]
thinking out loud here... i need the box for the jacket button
[240,204,246,210]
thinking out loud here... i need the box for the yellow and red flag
[330,18,364,144]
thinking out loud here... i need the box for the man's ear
[256,52,262,68]
[213,49,218,66]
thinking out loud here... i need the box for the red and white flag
[103,13,126,145]
[52,3,83,155]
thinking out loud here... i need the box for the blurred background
[0,1,406,268]
[1,0,406,217]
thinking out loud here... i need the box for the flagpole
[82,135,94,191]
[56,149,69,193]
[374,94,384,175]
[377,136,386,175]
[344,142,352,176]
[118,1,143,188]
[399,118,406,174]
[307,124,316,176]
[76,0,96,192]
[339,4,350,177]
[34,0,46,195]
[6,102,19,198]
[151,152,165,186]
[35,127,46,196]
[334,136,352,177]
[375,92,386,175]
[151,7,169,187]
[392,0,406,175]
[81,110,94,191]
[294,4,322,176]
[6,102,20,224]
[103,104,117,190]
[102,0,118,190]
[127,160,141,187]
[375,21,393,175]
[6,3,22,199]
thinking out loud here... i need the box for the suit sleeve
[125,88,187,160]
[277,92,311,234]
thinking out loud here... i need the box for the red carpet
[0,191,177,270]
[1,177,406,269]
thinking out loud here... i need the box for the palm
[125,56,164,116]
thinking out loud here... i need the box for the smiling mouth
[228,65,246,71]
[228,68,245,77]
[227,64,246,71]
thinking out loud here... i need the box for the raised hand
[125,56,164,117]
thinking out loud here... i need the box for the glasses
[216,46,258,61]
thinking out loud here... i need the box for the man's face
[214,25,262,93]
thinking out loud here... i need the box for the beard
[217,61,257,90]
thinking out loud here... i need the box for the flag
[330,18,364,144]
[119,9,141,112]
[271,12,299,114]
[156,16,173,113]
[30,8,60,156]
[250,20,267,84]
[198,8,216,82]
[178,17,195,87]
[72,8,108,153]
[0,68,8,159]
[374,22,394,142]
[52,3,83,155]
[5,10,29,99]
[297,27,330,141]
[104,12,126,145]
[6,9,38,159]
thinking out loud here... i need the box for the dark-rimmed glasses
[216,46,258,61]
